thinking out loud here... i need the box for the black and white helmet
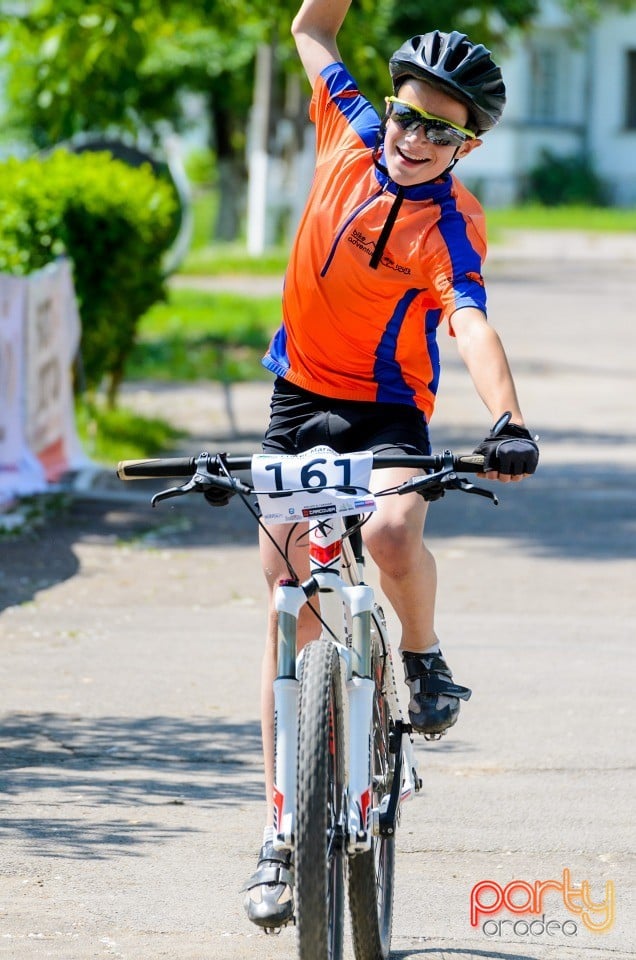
[389,31,506,134]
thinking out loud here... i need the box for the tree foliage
[2,0,634,146]
[1,0,635,246]
[0,150,177,400]
[387,0,540,54]
[0,0,519,144]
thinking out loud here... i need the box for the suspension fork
[309,516,377,852]
[271,516,378,854]
[271,579,304,850]
[270,516,347,850]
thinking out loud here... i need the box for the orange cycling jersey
[263,62,488,421]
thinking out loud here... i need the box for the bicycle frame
[116,443,496,952]
[116,444,496,953]
[271,511,420,856]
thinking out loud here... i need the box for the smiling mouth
[396,145,430,165]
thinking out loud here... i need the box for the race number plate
[252,446,376,525]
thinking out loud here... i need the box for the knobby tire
[296,640,346,960]
[348,632,397,960]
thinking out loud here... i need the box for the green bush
[0,150,178,402]
[185,147,217,187]
[524,149,608,207]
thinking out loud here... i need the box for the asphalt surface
[1,242,635,960]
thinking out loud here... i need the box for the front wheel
[296,640,346,960]
[348,641,397,960]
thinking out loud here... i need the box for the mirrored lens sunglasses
[385,97,476,148]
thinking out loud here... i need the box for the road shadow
[102,423,636,563]
[1,416,633,616]
[0,814,191,861]
[426,458,635,561]
[392,948,542,960]
[0,711,264,859]
[0,508,81,612]
[0,493,257,613]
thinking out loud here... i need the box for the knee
[364,519,422,578]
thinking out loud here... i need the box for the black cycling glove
[474,417,539,476]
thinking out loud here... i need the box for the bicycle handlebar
[116,451,485,481]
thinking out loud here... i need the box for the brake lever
[395,469,498,505]
[151,468,253,508]
[151,475,201,506]
[444,474,499,504]
[396,466,454,497]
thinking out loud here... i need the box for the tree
[0,1,295,240]
[2,0,635,242]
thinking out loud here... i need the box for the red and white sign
[0,259,88,502]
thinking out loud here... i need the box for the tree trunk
[210,93,243,242]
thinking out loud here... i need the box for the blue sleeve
[311,62,381,150]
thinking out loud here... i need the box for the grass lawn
[75,399,185,464]
[487,204,636,234]
[181,242,290,277]
[180,190,636,277]
[125,287,280,382]
[181,188,290,276]
[76,288,280,463]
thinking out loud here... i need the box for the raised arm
[291,0,352,88]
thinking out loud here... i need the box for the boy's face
[383,78,482,187]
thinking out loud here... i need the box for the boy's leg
[364,467,435,651]
[244,522,318,929]
[363,467,471,734]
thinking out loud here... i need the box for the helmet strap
[443,146,462,175]
[372,119,390,177]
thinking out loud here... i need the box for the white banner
[0,275,46,502]
[24,260,88,482]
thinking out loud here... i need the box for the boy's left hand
[474,422,539,482]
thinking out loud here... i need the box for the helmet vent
[389,30,506,134]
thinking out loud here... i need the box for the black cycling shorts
[262,378,431,459]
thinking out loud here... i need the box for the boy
[243,0,539,929]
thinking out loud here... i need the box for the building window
[626,50,636,129]
[528,43,560,122]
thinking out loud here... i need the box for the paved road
[1,253,635,960]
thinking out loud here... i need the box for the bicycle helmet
[389,31,506,135]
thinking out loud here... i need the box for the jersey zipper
[320,186,386,277]
[369,185,404,270]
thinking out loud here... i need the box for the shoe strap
[258,843,291,866]
[422,675,472,700]
[242,863,294,892]
[403,653,472,701]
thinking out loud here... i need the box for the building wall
[589,11,636,203]
[459,2,636,206]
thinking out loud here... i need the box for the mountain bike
[117,444,496,960]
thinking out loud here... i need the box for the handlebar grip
[117,457,196,480]
[454,454,485,472]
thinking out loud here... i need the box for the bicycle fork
[271,517,400,855]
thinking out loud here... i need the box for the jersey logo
[347,229,412,275]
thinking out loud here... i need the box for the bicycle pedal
[263,917,294,935]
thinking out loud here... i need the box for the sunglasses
[385,96,476,148]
